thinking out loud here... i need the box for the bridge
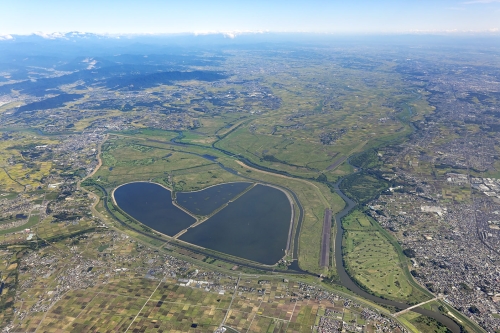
[393,296,442,316]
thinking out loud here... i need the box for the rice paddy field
[24,275,393,333]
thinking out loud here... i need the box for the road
[319,208,332,268]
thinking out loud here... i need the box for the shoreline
[112,180,296,263]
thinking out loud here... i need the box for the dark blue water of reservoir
[176,182,252,215]
[179,184,292,265]
[114,182,196,236]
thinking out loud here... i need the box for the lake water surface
[114,182,292,265]
[113,182,195,236]
[176,182,252,215]
[179,184,292,264]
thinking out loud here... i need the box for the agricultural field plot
[6,161,52,189]
[29,278,234,332]
[0,167,23,192]
[0,131,59,191]
[0,250,20,325]
[440,184,471,204]
[342,210,429,304]
[30,273,396,333]
[36,214,95,242]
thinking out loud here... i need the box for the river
[332,181,461,333]
[122,124,462,332]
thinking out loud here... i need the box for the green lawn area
[342,210,429,304]
[400,312,454,333]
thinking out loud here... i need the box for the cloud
[0,34,14,40]
[192,30,266,39]
[33,31,66,39]
[407,28,500,35]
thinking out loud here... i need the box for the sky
[1,0,500,35]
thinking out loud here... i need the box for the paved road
[320,208,332,268]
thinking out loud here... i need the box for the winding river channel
[109,120,462,332]
[328,92,461,333]
[332,182,461,333]
[206,136,461,332]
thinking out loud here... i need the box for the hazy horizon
[2,0,500,36]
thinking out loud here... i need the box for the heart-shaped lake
[113,181,293,265]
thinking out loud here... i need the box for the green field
[86,132,346,274]
[340,171,390,204]
[350,149,383,170]
[342,210,430,304]
[94,136,244,191]
[0,214,40,236]
[400,311,455,333]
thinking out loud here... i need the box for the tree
[403,248,416,258]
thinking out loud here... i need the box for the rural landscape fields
[0,35,497,332]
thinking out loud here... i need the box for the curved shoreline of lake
[113,182,196,236]
[175,182,253,216]
[179,184,292,265]
[112,132,463,332]
[114,181,294,265]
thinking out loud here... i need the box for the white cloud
[192,30,266,39]
[0,34,14,40]
[407,28,500,34]
[33,31,66,39]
